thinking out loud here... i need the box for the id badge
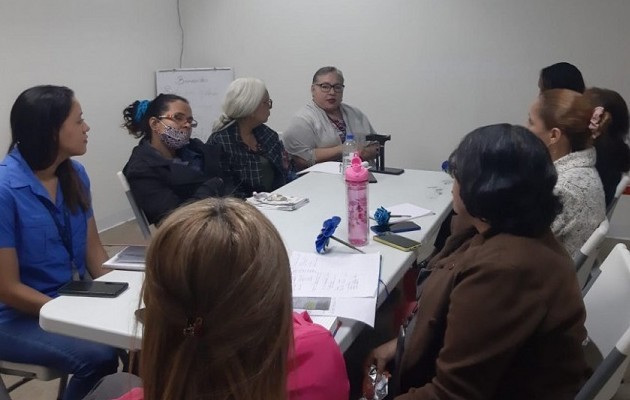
[71,261,81,281]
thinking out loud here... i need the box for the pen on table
[369,214,412,220]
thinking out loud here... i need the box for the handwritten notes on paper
[290,251,380,298]
[290,251,381,327]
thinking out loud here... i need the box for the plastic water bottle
[341,132,358,174]
[345,155,369,246]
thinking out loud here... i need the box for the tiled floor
[2,221,630,399]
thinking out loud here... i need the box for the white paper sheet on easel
[290,251,380,298]
[370,203,434,223]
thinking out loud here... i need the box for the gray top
[282,101,377,165]
[552,147,606,258]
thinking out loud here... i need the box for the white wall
[181,0,630,172]
[2,1,630,230]
[0,0,181,230]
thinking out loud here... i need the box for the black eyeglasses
[314,83,345,93]
[262,98,273,108]
[158,113,198,128]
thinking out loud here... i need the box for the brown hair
[538,89,593,152]
[140,198,293,400]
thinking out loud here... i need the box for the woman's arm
[0,248,52,316]
[85,217,110,279]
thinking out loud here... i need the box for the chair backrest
[365,133,391,171]
[117,171,151,240]
[576,325,630,400]
[0,361,67,400]
[606,174,630,219]
[574,219,610,290]
[581,243,630,399]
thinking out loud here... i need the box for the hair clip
[589,106,605,132]
[134,100,151,124]
[183,317,203,338]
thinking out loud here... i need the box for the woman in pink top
[83,198,348,400]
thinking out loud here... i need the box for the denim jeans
[0,315,119,400]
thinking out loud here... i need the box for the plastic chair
[365,133,404,175]
[117,171,151,240]
[606,174,630,219]
[574,219,609,292]
[580,243,630,400]
[0,361,67,400]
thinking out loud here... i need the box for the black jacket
[123,138,235,224]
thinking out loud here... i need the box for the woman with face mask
[122,94,235,225]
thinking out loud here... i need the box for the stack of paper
[103,246,146,271]
[246,192,309,211]
[290,251,381,327]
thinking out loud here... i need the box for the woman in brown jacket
[366,124,589,400]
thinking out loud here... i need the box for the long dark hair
[9,85,89,212]
[585,87,630,205]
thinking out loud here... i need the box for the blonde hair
[538,89,593,152]
[140,198,292,400]
[213,78,267,131]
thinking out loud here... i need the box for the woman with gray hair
[283,66,380,170]
[208,78,294,198]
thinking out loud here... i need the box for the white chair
[574,219,609,292]
[117,171,151,240]
[577,326,630,400]
[580,243,630,400]
[0,361,67,400]
[606,174,630,220]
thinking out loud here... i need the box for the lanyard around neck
[37,195,79,280]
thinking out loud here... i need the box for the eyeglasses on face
[262,98,273,108]
[314,83,345,93]
[158,113,198,128]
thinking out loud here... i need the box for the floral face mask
[159,121,190,150]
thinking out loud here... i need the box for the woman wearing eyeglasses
[209,78,295,198]
[122,94,234,225]
[283,66,380,170]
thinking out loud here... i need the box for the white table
[40,169,452,352]
[261,169,453,350]
[40,270,144,350]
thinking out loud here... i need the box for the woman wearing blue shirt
[0,85,118,399]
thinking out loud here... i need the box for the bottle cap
[345,155,368,182]
[346,131,354,141]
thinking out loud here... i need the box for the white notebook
[103,246,146,271]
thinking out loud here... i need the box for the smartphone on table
[57,281,129,298]
[370,221,421,234]
[373,232,421,252]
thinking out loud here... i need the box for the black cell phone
[58,281,129,298]
[373,233,421,252]
[370,221,421,234]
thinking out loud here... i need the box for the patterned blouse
[207,122,295,198]
[552,148,606,258]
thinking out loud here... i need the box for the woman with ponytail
[584,87,630,206]
[122,94,234,224]
[208,78,294,198]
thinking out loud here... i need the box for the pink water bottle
[345,155,369,246]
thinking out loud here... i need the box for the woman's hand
[360,142,380,161]
[365,338,397,374]
[362,339,397,399]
